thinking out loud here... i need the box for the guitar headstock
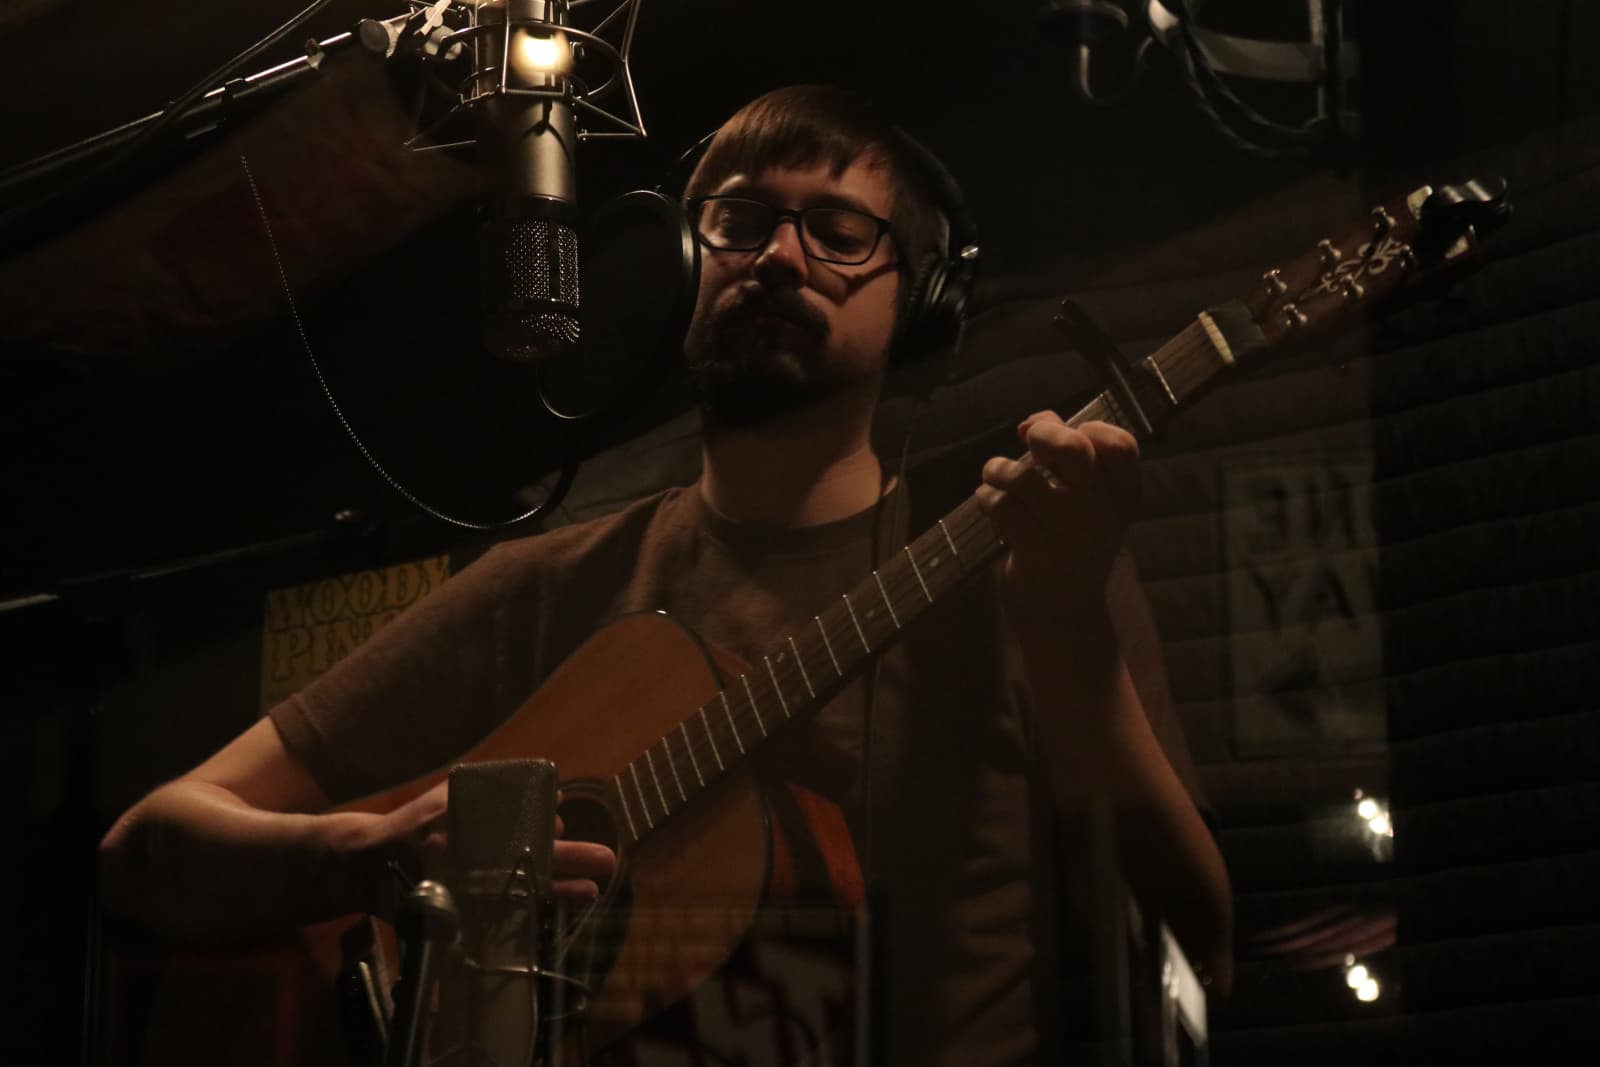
[1247,177,1511,349]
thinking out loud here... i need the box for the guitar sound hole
[558,786,620,886]
[553,783,632,1006]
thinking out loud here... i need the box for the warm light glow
[1357,977,1381,1002]
[1354,794,1394,841]
[1345,964,1370,988]
[511,30,572,76]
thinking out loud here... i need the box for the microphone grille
[447,759,559,894]
[508,219,577,294]
[483,216,581,362]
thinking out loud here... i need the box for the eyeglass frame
[687,194,897,266]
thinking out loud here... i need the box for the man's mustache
[716,286,829,340]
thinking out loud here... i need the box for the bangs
[684,87,891,199]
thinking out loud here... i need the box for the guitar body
[112,612,861,1065]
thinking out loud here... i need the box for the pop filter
[535,190,700,416]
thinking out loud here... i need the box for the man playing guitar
[100,84,1232,1065]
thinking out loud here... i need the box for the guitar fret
[816,616,843,675]
[679,722,705,786]
[721,691,746,753]
[938,519,959,558]
[645,747,670,813]
[628,763,654,829]
[764,656,791,717]
[789,636,815,698]
[698,706,725,770]
[1099,389,1126,430]
[613,775,640,840]
[659,738,686,803]
[1142,354,1179,406]
[843,593,871,651]
[905,545,932,602]
[742,674,768,736]
[872,570,901,629]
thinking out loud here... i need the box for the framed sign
[1223,453,1385,757]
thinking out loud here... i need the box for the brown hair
[684,85,949,316]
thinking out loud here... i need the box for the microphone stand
[0,11,413,252]
[385,881,463,1067]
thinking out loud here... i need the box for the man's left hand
[975,413,1140,630]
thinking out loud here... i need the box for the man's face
[683,156,901,428]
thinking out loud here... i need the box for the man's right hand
[101,719,616,943]
[357,780,618,912]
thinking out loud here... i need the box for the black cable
[241,150,575,531]
[1164,0,1321,159]
[1171,0,1318,141]
[859,309,974,924]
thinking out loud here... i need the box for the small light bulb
[1346,964,1369,988]
[1357,977,1380,1002]
[1357,798,1379,820]
[1369,812,1393,837]
[511,30,571,77]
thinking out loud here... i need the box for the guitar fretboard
[609,311,1254,842]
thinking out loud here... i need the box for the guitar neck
[608,311,1253,844]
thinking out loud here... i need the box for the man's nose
[753,216,808,287]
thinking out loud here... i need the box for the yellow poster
[259,555,451,710]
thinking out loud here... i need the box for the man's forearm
[99,779,380,943]
[1018,616,1235,994]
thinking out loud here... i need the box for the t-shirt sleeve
[1107,551,1213,827]
[268,542,541,806]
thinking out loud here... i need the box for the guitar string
[636,334,1225,829]
[620,325,1229,830]
[619,328,1226,829]
[618,493,1014,823]
[616,503,1002,832]
[686,327,1227,771]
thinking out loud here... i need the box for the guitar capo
[1053,299,1158,439]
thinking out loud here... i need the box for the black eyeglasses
[689,195,893,266]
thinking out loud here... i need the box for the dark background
[2,1,1596,1063]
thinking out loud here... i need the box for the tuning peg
[1341,277,1366,300]
[1371,206,1396,237]
[1263,268,1288,297]
[1282,303,1309,328]
[1318,239,1343,269]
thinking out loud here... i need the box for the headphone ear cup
[895,251,948,365]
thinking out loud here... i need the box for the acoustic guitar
[104,179,1508,1066]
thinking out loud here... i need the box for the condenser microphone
[447,758,560,1066]
[479,0,581,361]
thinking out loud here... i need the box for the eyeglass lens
[696,198,881,264]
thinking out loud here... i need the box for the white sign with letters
[1223,453,1386,757]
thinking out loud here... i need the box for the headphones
[656,122,981,364]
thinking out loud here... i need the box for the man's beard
[684,285,842,429]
